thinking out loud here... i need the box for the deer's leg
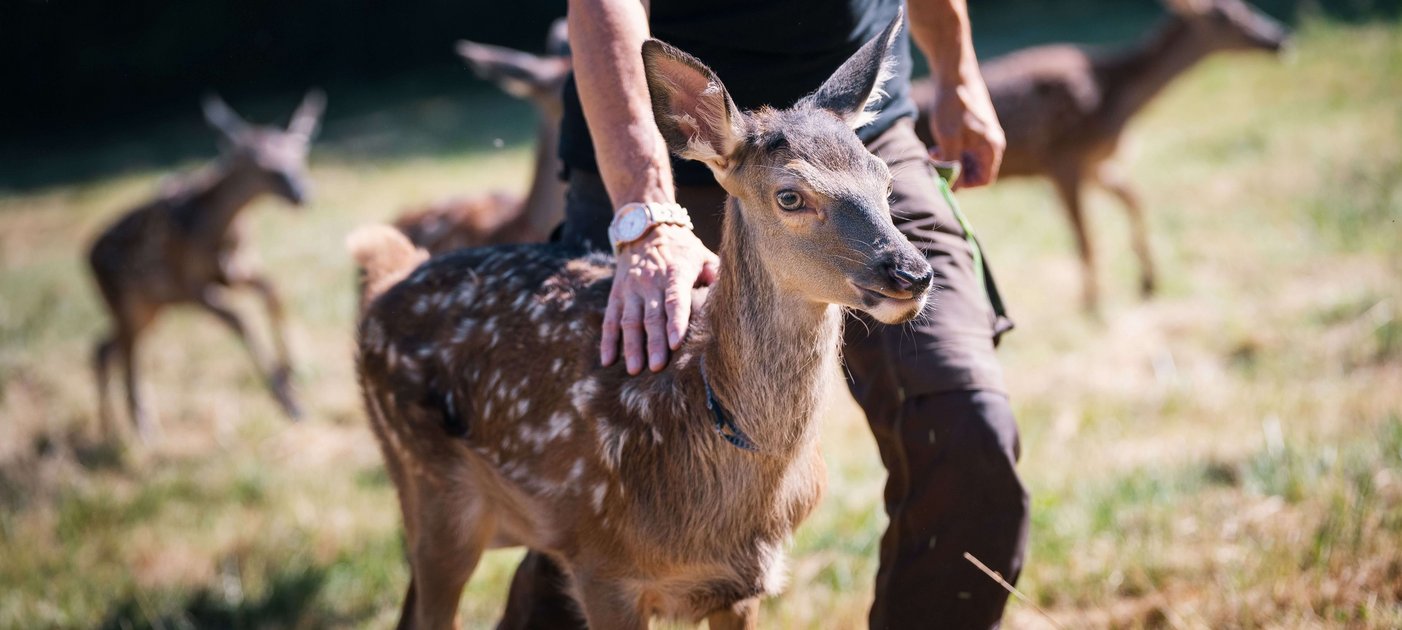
[1095,164,1157,298]
[403,485,491,630]
[117,331,154,441]
[1051,171,1100,316]
[229,274,302,419]
[93,335,118,439]
[706,598,759,630]
[231,274,293,376]
[196,287,300,419]
[574,577,646,630]
[110,301,159,442]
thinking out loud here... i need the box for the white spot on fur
[596,419,631,471]
[569,378,599,412]
[590,483,606,514]
[362,318,386,352]
[620,384,651,418]
[550,358,563,374]
[546,411,574,441]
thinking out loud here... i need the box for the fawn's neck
[1101,16,1218,132]
[519,107,567,239]
[699,197,842,454]
[188,160,268,235]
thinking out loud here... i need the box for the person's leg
[847,119,1029,629]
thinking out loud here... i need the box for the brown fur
[88,91,324,440]
[914,0,1288,313]
[393,23,571,254]
[354,16,932,629]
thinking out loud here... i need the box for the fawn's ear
[202,93,248,143]
[802,9,904,129]
[1163,0,1212,15]
[642,39,744,172]
[457,40,568,100]
[287,89,326,143]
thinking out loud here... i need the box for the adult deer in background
[89,91,324,441]
[393,20,571,254]
[352,14,929,628]
[915,0,1288,313]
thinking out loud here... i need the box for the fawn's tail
[347,225,429,306]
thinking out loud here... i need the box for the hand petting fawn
[89,90,324,441]
[352,12,930,629]
[393,20,571,254]
[914,0,1288,314]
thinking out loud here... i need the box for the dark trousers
[501,119,1029,629]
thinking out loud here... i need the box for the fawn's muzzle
[888,262,934,298]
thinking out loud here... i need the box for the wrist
[608,201,694,254]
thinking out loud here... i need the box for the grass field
[2,13,1400,629]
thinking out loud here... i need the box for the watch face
[617,208,647,241]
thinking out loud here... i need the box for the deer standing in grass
[89,91,324,440]
[352,15,930,628]
[394,21,571,254]
[914,0,1288,313]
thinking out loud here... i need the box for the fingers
[600,286,624,366]
[603,226,715,375]
[664,268,691,351]
[958,139,1002,189]
[644,293,669,372]
[699,252,720,285]
[620,292,646,375]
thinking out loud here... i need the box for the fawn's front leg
[229,272,301,418]
[196,287,300,419]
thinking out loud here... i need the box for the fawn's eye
[776,190,804,211]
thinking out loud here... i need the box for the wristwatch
[607,202,693,254]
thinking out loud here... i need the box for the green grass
[2,14,1401,629]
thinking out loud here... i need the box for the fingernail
[651,351,665,367]
[668,331,680,347]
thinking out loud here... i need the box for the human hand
[601,224,720,374]
[928,78,1005,189]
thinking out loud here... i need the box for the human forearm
[907,0,1004,187]
[567,0,675,208]
[907,0,981,87]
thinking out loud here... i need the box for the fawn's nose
[887,261,933,297]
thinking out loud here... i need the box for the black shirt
[559,0,915,187]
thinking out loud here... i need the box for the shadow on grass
[97,566,327,630]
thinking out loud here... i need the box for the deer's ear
[802,9,903,129]
[202,93,248,143]
[457,40,567,100]
[288,89,326,142]
[642,39,744,172]
[1163,0,1211,15]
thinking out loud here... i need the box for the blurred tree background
[0,0,1395,189]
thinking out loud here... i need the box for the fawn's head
[643,11,931,324]
[1169,0,1290,53]
[202,90,325,207]
[457,19,571,118]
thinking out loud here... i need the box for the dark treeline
[0,0,565,141]
[1,0,1395,144]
